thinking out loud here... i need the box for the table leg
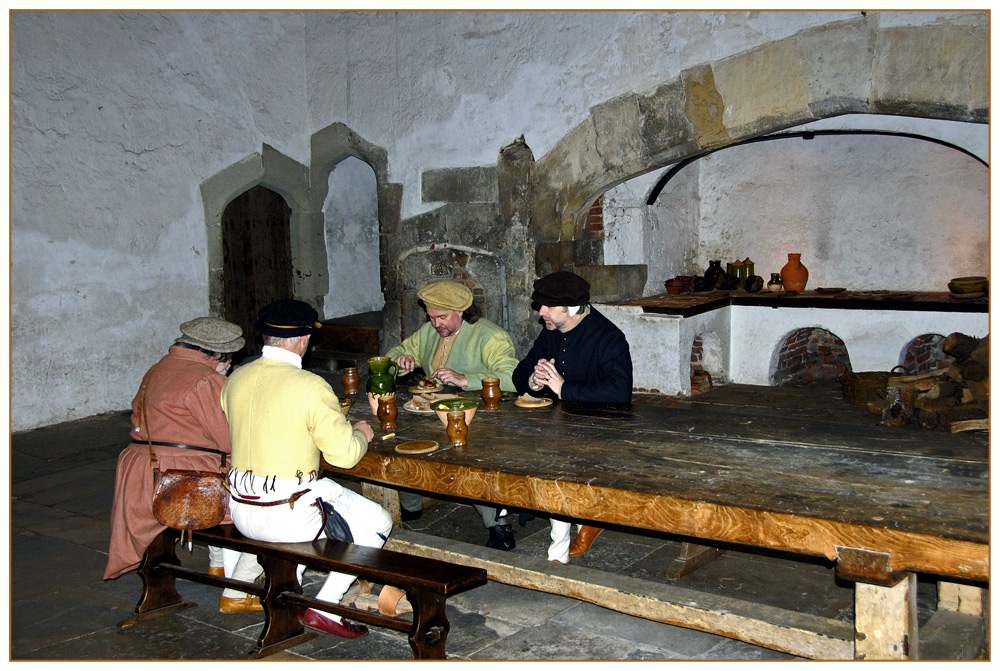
[664,542,725,580]
[854,572,917,659]
[937,581,985,615]
[362,482,401,525]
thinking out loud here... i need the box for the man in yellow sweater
[221,299,392,640]
[385,280,519,550]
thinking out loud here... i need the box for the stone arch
[528,16,988,268]
[201,144,312,317]
[202,123,403,323]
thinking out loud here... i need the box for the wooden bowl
[339,397,353,417]
[948,276,987,294]
[431,398,480,427]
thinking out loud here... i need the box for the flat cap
[177,317,245,353]
[531,271,590,307]
[418,280,473,311]
[254,299,322,337]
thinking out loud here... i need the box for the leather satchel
[137,367,230,550]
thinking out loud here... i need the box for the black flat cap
[255,299,322,337]
[531,271,590,307]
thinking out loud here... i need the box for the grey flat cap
[177,317,245,353]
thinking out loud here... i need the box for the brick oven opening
[771,328,957,387]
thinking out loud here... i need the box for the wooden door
[221,185,292,361]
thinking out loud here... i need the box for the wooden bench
[118,524,488,659]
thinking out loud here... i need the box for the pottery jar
[780,253,809,292]
[767,273,783,292]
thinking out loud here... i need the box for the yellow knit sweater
[221,357,367,478]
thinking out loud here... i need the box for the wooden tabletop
[326,385,988,582]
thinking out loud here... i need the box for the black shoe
[401,508,423,522]
[486,524,516,551]
[517,512,535,527]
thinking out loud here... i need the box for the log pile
[874,333,988,432]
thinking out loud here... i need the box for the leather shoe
[219,595,263,613]
[207,566,225,577]
[401,508,423,522]
[301,608,369,639]
[486,524,516,551]
[568,525,603,557]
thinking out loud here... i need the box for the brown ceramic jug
[481,377,501,411]
[446,409,468,447]
[341,367,360,395]
[780,253,809,292]
[377,395,397,430]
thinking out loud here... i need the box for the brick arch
[901,333,955,376]
[528,16,988,269]
[772,327,850,387]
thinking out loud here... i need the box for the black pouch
[312,498,354,543]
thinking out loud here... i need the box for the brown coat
[103,346,232,580]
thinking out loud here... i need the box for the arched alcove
[901,334,955,376]
[322,156,382,318]
[772,327,850,387]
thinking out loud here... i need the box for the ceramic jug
[704,260,724,288]
[341,367,360,395]
[446,410,468,447]
[780,253,809,292]
[367,356,398,395]
[481,377,501,411]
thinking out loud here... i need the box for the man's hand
[432,368,468,390]
[395,355,416,374]
[352,420,375,441]
[532,358,564,397]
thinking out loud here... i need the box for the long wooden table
[325,385,989,659]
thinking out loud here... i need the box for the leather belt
[231,488,312,509]
[132,439,225,456]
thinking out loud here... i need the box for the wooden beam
[386,529,854,660]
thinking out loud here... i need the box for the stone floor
[10,391,948,662]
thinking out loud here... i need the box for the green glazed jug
[367,356,398,395]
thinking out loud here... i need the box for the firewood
[915,408,941,430]
[959,387,975,404]
[946,364,965,383]
[887,370,948,386]
[923,382,957,400]
[943,332,979,361]
[940,404,988,428]
[914,395,958,413]
[951,419,989,433]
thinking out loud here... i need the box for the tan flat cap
[418,280,473,311]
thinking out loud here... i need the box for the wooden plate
[515,396,554,408]
[395,440,439,455]
[950,291,986,300]
[409,382,443,393]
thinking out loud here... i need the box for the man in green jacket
[385,280,519,550]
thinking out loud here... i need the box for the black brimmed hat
[255,299,322,337]
[531,271,591,307]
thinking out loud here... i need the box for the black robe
[512,306,632,404]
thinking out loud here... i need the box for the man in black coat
[512,271,633,562]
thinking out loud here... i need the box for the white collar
[262,345,302,369]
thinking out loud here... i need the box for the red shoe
[301,608,369,639]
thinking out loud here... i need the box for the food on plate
[514,393,553,408]
[406,392,457,412]
[416,377,439,389]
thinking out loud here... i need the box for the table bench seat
[119,525,487,659]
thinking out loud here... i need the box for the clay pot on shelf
[744,275,764,293]
[780,253,809,292]
[767,273,783,292]
[664,278,685,295]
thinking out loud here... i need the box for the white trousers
[548,519,580,564]
[224,472,392,622]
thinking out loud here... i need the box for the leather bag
[313,498,355,544]
[137,367,230,549]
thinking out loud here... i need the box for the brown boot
[568,526,603,557]
[219,595,263,613]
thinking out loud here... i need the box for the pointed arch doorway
[222,184,293,362]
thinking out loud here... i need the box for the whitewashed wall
[10,10,983,430]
